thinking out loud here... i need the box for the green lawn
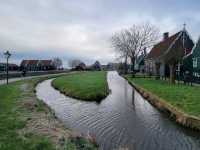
[0,81,55,150]
[0,77,97,150]
[52,71,109,102]
[126,75,200,117]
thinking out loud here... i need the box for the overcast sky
[0,0,200,67]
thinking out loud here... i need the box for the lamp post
[4,51,11,84]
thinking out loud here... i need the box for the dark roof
[39,60,53,66]
[21,60,38,66]
[20,60,53,66]
[28,60,38,65]
[0,63,18,67]
[146,32,181,59]
[9,63,19,67]
[78,62,86,67]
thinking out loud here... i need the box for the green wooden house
[183,37,200,79]
[191,38,200,77]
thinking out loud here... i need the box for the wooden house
[145,29,194,78]
[183,37,200,80]
[192,38,200,77]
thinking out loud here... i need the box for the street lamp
[4,51,11,84]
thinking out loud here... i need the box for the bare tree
[111,23,159,76]
[68,59,82,68]
[111,30,129,74]
[52,57,63,69]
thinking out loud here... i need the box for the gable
[146,30,194,64]
[20,60,28,66]
[146,32,181,59]
[163,31,194,63]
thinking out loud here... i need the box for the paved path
[0,72,69,85]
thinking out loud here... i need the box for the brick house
[20,60,56,71]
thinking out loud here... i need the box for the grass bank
[0,76,98,150]
[125,75,200,118]
[52,71,109,102]
[125,75,200,130]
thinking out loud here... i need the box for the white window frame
[193,58,198,68]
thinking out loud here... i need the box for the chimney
[163,32,169,41]
[143,47,147,56]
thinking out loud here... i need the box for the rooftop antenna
[183,23,186,55]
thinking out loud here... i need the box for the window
[193,58,198,68]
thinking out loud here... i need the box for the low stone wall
[124,76,200,131]
[0,70,69,80]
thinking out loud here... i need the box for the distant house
[145,29,194,77]
[107,63,118,70]
[192,38,200,77]
[20,60,55,71]
[91,61,101,71]
[0,63,19,72]
[101,65,107,70]
[75,62,86,70]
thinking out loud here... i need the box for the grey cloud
[0,0,200,67]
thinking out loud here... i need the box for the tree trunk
[169,64,176,84]
[131,57,135,77]
[124,55,128,74]
[155,63,160,80]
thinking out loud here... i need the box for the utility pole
[4,51,11,84]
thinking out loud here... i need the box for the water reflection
[36,71,200,150]
[132,89,135,110]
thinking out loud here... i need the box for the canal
[36,71,200,150]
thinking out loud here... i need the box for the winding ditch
[36,71,200,150]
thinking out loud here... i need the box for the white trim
[193,58,198,68]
